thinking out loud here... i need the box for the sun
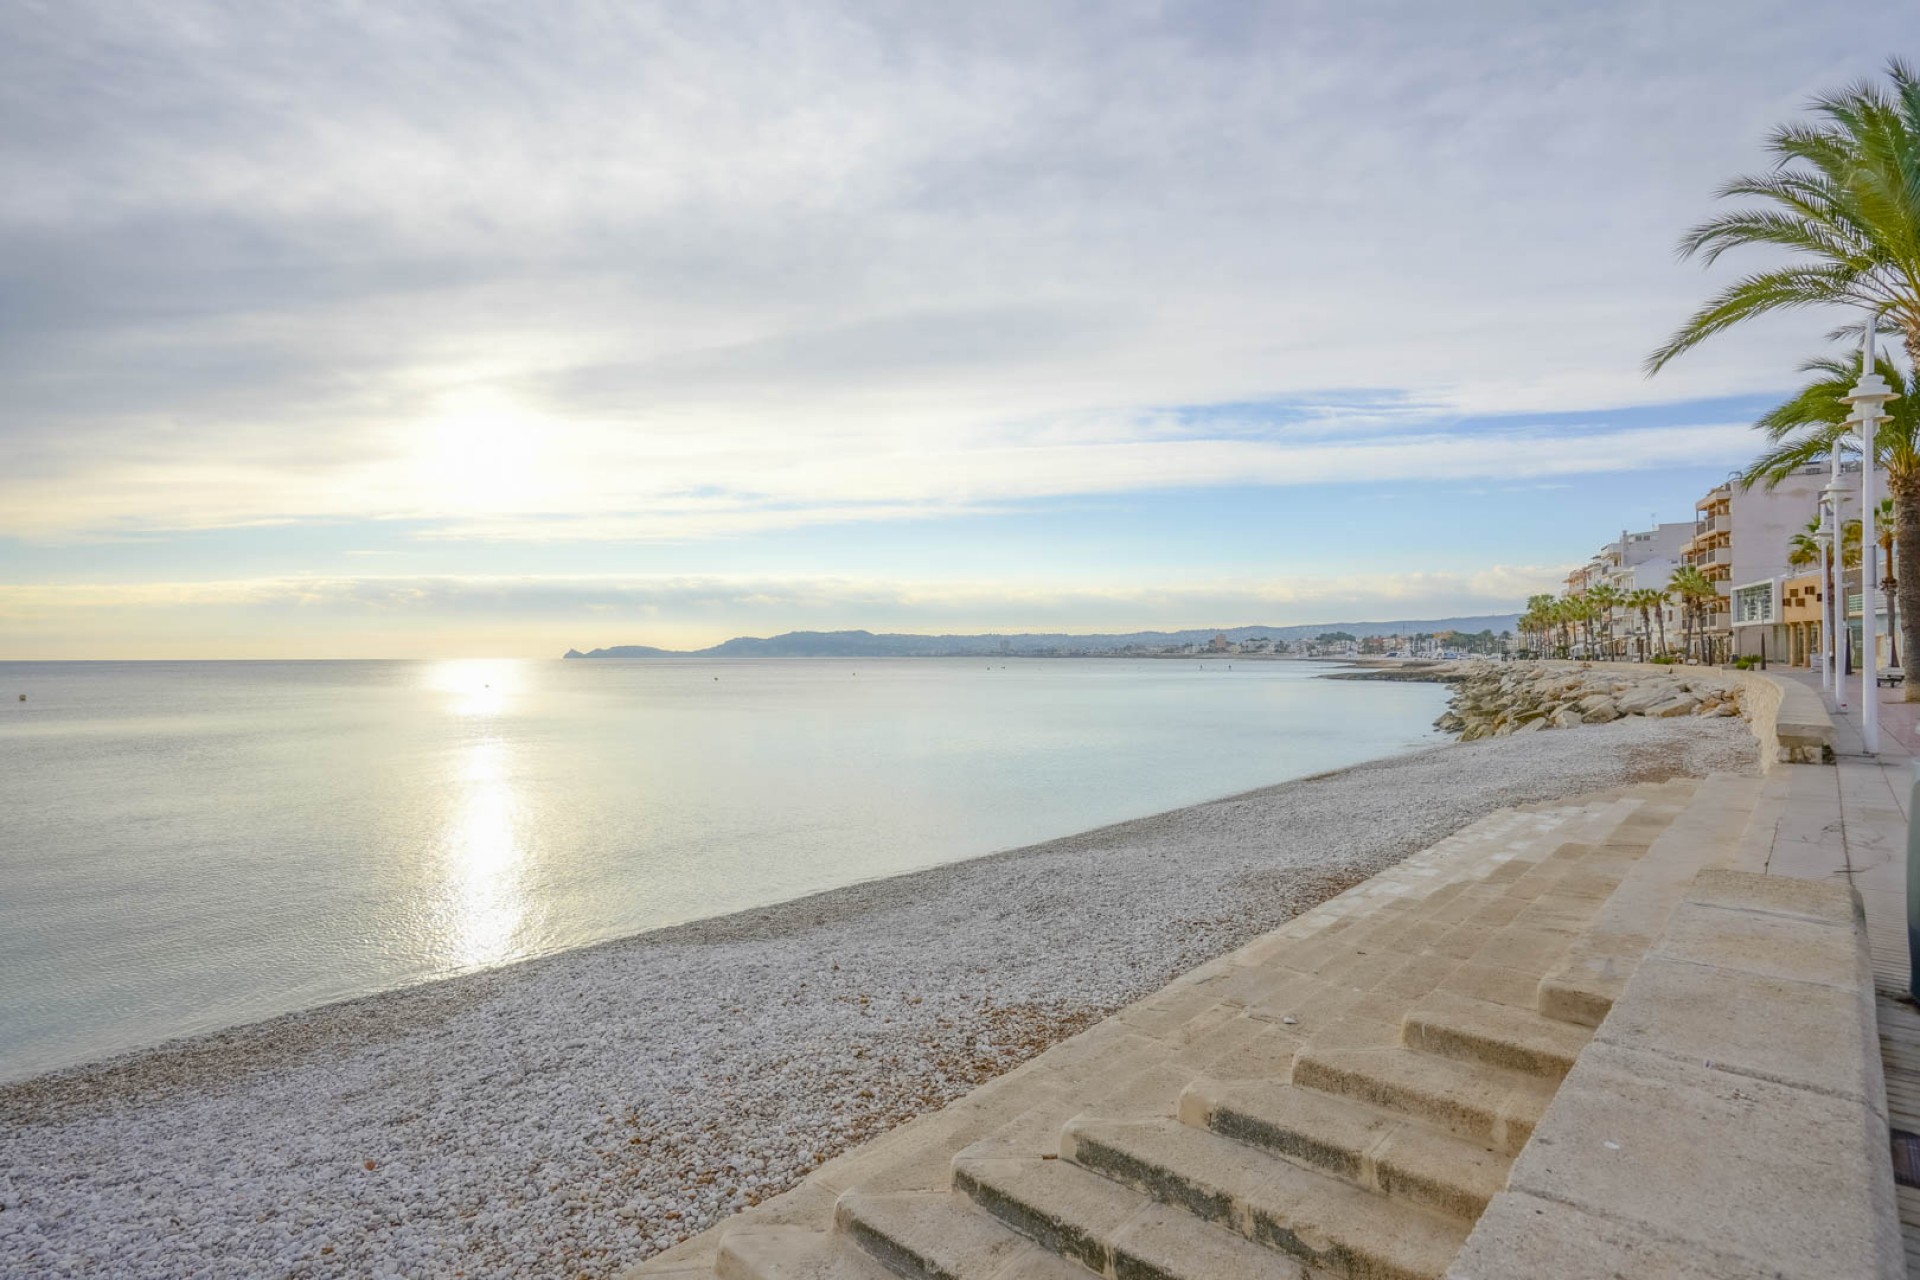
[415,388,548,514]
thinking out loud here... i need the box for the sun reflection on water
[428,658,522,718]
[442,737,527,970]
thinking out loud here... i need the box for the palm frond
[1647,265,1865,373]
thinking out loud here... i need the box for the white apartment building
[1691,464,1857,661]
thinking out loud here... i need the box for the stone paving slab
[1500,1040,1897,1280]
[1453,867,1901,1280]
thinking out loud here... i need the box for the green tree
[1669,566,1721,665]
[1627,587,1668,661]
[1785,514,1825,570]
[1586,584,1625,659]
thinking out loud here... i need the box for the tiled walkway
[1766,670,1919,1274]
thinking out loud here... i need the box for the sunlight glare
[415,388,548,514]
[428,658,522,717]
[443,738,527,970]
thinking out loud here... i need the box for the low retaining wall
[1729,668,1836,766]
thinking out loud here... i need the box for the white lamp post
[1845,322,1899,755]
[1816,514,1834,693]
[1824,453,1848,710]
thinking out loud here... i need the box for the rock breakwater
[1431,663,1744,740]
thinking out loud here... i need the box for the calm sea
[0,658,1445,1080]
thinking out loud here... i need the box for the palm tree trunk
[1891,466,1920,697]
[1655,607,1667,657]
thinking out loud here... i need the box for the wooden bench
[1877,668,1904,687]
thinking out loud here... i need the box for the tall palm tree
[1587,584,1625,659]
[1554,598,1577,658]
[1649,60,1920,690]
[1647,586,1671,657]
[1573,595,1601,658]
[1787,517,1822,570]
[1626,587,1665,661]
[1521,593,1556,658]
[1670,566,1721,665]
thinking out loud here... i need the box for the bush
[1650,653,1678,665]
[1732,655,1759,670]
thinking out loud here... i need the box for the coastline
[0,715,1758,1280]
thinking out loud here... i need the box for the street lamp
[1822,456,1847,708]
[1844,321,1899,754]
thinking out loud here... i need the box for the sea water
[0,657,1446,1079]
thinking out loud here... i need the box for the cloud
[1,397,1757,541]
[1,2,1905,549]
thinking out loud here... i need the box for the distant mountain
[563,616,1519,660]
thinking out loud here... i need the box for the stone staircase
[632,776,1774,1280]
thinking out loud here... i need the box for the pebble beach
[0,713,1758,1280]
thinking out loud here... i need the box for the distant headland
[562,615,1521,660]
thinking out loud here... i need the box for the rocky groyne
[1331,661,1748,740]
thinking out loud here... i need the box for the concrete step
[952,1154,1305,1280]
[833,1190,1090,1279]
[1401,990,1589,1081]
[1290,1046,1554,1157]
[1063,1116,1468,1280]
[715,1225,895,1280]
[1180,1076,1508,1221]
[1536,771,1766,1027]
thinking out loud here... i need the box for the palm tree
[1670,574,1694,663]
[1786,515,1824,570]
[1627,587,1667,661]
[1553,597,1578,658]
[1571,595,1601,658]
[1521,593,1557,658]
[1647,60,1920,380]
[1669,566,1721,664]
[1587,585,1625,659]
[1649,60,1920,689]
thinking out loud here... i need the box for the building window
[1733,583,1775,625]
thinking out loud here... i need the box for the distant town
[1522,459,1887,672]
[563,617,1520,663]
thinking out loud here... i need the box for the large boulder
[1645,694,1700,718]
[1550,707,1585,729]
[1616,683,1679,715]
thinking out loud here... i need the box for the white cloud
[0,2,1904,546]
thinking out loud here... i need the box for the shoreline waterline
[0,715,1757,1280]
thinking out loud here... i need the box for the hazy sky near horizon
[2,1,1913,657]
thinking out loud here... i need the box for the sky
[1,1,1914,658]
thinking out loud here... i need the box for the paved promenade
[1763,670,1920,1275]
